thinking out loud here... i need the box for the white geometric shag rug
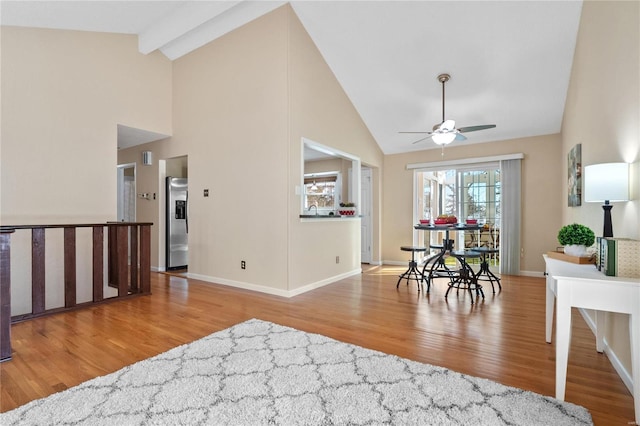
[1,319,592,425]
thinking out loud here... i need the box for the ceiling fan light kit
[431,132,456,145]
[400,73,496,149]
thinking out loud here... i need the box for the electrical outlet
[241,260,246,269]
[204,189,209,197]
[336,256,340,264]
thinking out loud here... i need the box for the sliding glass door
[415,164,501,264]
[411,154,522,275]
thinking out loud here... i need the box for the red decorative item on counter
[434,216,457,225]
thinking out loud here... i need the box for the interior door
[360,167,372,263]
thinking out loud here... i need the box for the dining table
[414,222,481,287]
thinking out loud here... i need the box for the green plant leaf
[557,223,595,246]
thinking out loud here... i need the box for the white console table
[543,254,640,424]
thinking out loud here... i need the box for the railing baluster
[92,226,104,302]
[108,225,117,288]
[64,228,76,308]
[116,225,128,297]
[130,225,139,293]
[140,225,151,294]
[32,228,46,315]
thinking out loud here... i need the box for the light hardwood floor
[0,266,635,425]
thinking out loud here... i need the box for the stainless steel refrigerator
[166,177,188,270]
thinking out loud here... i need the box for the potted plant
[338,202,356,216]
[557,223,595,257]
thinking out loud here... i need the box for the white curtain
[500,159,522,275]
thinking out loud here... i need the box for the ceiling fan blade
[455,133,467,141]
[458,124,496,133]
[411,135,433,144]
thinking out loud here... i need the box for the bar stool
[470,246,501,293]
[397,246,427,291]
[447,250,484,304]
[421,239,455,292]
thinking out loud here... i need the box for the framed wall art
[567,143,582,207]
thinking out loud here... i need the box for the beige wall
[1,27,172,315]
[561,0,639,386]
[305,158,343,174]
[118,5,383,293]
[170,6,290,290]
[1,26,172,225]
[287,5,383,289]
[383,134,563,273]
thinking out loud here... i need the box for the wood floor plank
[0,267,635,425]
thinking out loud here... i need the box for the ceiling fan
[400,73,496,146]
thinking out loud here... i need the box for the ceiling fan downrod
[438,73,450,123]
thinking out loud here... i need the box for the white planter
[563,244,588,257]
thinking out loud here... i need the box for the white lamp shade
[584,162,629,202]
[432,132,456,146]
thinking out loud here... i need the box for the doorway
[165,156,188,272]
[117,163,136,222]
[361,167,372,263]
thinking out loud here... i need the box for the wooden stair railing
[0,222,152,362]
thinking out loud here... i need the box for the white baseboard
[187,269,362,299]
[578,308,633,394]
[287,269,362,297]
[151,266,164,272]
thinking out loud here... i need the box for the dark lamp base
[602,203,613,238]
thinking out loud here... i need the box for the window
[417,167,499,224]
[304,172,340,213]
[415,165,501,254]
[460,169,500,224]
[409,154,523,274]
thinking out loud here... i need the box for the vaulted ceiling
[1,1,583,154]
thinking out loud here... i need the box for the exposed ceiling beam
[158,1,286,60]
[138,1,240,55]
[117,124,170,150]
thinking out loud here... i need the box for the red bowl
[434,219,448,225]
[419,219,430,224]
[466,219,478,224]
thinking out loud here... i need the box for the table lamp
[584,162,629,237]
